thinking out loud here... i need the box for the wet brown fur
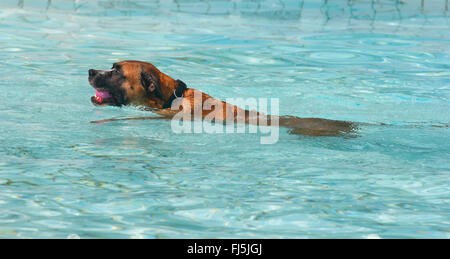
[92,60,357,136]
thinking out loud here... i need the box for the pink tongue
[95,90,112,99]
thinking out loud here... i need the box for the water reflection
[12,0,450,21]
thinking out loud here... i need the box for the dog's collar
[162,79,188,109]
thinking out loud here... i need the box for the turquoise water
[1,0,449,238]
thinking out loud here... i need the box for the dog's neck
[159,73,178,101]
[146,73,178,109]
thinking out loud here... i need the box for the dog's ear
[140,70,162,98]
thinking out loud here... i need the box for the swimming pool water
[0,0,449,238]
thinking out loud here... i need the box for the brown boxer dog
[88,60,357,136]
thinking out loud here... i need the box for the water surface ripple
[0,0,449,238]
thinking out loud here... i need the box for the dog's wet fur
[89,60,357,136]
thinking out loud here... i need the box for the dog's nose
[89,69,97,77]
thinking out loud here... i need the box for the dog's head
[88,60,176,107]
